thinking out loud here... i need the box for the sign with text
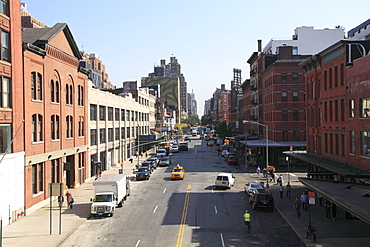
[49,183,63,196]
[346,40,370,66]
[308,191,316,205]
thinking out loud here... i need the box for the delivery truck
[90,174,130,217]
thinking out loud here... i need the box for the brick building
[22,23,89,210]
[219,90,231,124]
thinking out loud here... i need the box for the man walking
[294,198,301,218]
[286,182,292,198]
[324,200,332,220]
[300,191,309,211]
[279,183,284,199]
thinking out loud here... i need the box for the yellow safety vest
[244,213,250,222]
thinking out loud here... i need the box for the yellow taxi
[204,135,211,141]
[171,164,185,180]
[207,140,214,146]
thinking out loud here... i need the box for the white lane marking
[211,189,214,193]
[135,240,140,247]
[163,188,167,193]
[153,205,158,214]
[220,233,225,247]
[289,173,297,177]
[214,205,218,214]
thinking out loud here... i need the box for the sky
[23,0,370,116]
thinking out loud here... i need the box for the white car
[170,145,179,153]
[244,182,264,196]
[221,150,229,157]
[156,149,167,157]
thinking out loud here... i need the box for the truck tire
[118,200,123,207]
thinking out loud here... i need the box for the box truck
[90,174,130,217]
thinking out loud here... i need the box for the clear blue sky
[23,0,370,116]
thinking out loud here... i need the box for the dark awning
[240,140,306,147]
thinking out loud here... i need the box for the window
[32,114,43,142]
[0,76,10,107]
[282,130,288,141]
[292,46,298,55]
[281,73,287,84]
[340,64,344,86]
[329,68,332,89]
[292,73,298,84]
[99,128,106,143]
[108,128,113,142]
[293,110,299,121]
[115,127,120,140]
[90,129,97,145]
[121,127,125,139]
[0,0,8,16]
[126,127,130,138]
[66,115,73,138]
[66,84,73,105]
[282,91,287,102]
[31,72,42,101]
[99,106,106,120]
[349,100,355,118]
[0,123,11,153]
[360,97,370,118]
[350,131,355,154]
[108,107,113,121]
[293,130,299,141]
[78,85,84,106]
[121,109,125,121]
[51,159,60,183]
[78,116,84,137]
[32,163,44,194]
[115,108,120,121]
[293,91,298,102]
[282,110,288,121]
[361,131,370,157]
[126,110,130,121]
[1,30,9,61]
[334,66,338,87]
[51,115,59,140]
[90,104,97,120]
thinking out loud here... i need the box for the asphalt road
[59,137,304,247]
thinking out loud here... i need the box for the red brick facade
[23,24,89,209]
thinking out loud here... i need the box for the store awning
[240,140,306,147]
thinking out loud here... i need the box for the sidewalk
[1,157,139,247]
[249,173,370,247]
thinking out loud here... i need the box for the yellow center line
[176,184,191,247]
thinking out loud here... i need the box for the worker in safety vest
[243,210,251,231]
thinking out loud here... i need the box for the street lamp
[242,120,269,188]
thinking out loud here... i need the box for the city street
[59,137,303,247]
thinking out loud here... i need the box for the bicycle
[245,221,251,233]
[306,224,316,243]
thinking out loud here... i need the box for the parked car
[184,136,191,142]
[224,153,235,161]
[227,155,239,165]
[140,161,154,173]
[146,157,160,166]
[244,182,264,196]
[215,173,235,189]
[221,150,229,157]
[157,148,167,157]
[136,167,150,181]
[178,141,189,151]
[207,140,215,146]
[171,164,185,180]
[170,145,179,153]
[204,135,211,141]
[249,189,274,210]
[159,156,171,167]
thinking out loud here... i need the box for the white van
[215,173,235,189]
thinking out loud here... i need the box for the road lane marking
[153,205,158,214]
[135,240,140,247]
[163,188,167,193]
[176,184,191,247]
[211,189,214,193]
[220,233,225,247]
[214,206,218,214]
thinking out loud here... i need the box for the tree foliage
[182,114,200,126]
[215,121,232,139]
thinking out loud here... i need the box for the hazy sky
[23,0,370,116]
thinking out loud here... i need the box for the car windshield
[173,169,183,172]
[94,194,113,202]
[141,163,151,166]
[251,183,263,189]
[162,157,169,161]
[138,168,148,172]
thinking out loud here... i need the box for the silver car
[159,156,171,167]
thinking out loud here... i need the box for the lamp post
[243,120,269,188]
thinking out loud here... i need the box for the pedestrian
[262,168,267,178]
[65,191,72,208]
[324,200,332,220]
[294,197,301,218]
[318,193,323,207]
[279,183,284,198]
[256,166,261,177]
[300,192,309,211]
[277,174,283,185]
[269,170,275,182]
[331,202,337,220]
[286,182,292,198]
[145,152,148,157]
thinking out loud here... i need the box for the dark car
[140,161,154,173]
[136,167,150,181]
[249,189,274,210]
[145,158,158,169]
[227,155,239,165]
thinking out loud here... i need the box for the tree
[201,115,212,126]
[182,114,200,126]
[215,121,232,139]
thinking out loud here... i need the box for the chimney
[258,40,262,52]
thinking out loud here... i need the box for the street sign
[308,191,316,205]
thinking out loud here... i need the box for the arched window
[50,80,54,102]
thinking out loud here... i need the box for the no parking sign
[308,191,316,204]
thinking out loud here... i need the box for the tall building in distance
[149,56,188,117]
[187,90,198,116]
